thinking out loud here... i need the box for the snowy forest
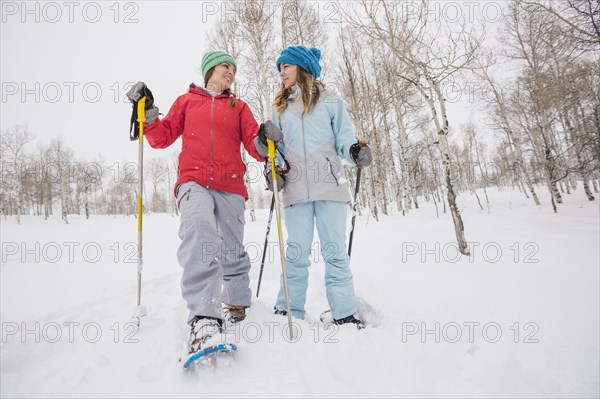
[2,0,598,229]
[2,2,599,396]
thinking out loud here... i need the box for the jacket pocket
[176,187,192,210]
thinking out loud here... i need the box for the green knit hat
[201,50,237,78]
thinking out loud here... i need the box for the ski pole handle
[137,96,146,125]
[267,136,276,159]
[136,97,146,234]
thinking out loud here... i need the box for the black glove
[264,165,286,192]
[255,120,284,157]
[350,141,372,167]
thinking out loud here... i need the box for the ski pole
[347,166,362,259]
[268,139,294,340]
[134,96,148,325]
[256,193,275,298]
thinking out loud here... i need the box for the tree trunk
[431,80,470,255]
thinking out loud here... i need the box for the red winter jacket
[144,84,263,199]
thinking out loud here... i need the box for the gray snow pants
[176,181,252,325]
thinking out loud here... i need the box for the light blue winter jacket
[272,84,358,207]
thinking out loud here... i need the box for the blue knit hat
[276,46,322,78]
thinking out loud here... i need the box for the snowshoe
[183,317,237,369]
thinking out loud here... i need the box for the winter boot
[223,304,247,324]
[273,307,287,316]
[188,317,223,355]
[320,310,365,330]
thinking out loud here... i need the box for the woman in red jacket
[127,51,266,359]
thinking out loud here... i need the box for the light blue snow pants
[176,181,252,325]
[275,200,358,320]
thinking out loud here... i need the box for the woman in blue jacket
[256,46,372,327]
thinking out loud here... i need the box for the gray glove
[255,120,284,157]
[126,81,147,102]
[126,81,159,125]
[145,106,159,125]
[350,141,372,167]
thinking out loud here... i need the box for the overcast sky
[2,1,500,164]
[1,1,223,162]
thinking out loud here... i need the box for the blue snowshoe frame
[183,343,237,369]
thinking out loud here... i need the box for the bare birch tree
[474,52,542,205]
[281,0,328,49]
[522,0,600,50]
[0,125,34,224]
[47,137,76,224]
[341,0,485,255]
[498,0,599,211]
[146,158,167,213]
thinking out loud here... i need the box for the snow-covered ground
[1,187,599,398]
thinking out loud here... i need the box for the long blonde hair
[204,67,236,108]
[273,66,323,116]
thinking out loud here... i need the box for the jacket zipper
[207,96,215,188]
[326,157,340,186]
[301,115,310,201]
